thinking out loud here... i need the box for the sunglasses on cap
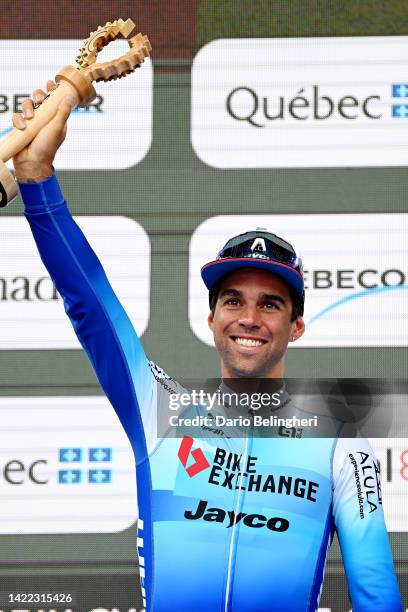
[216,229,303,273]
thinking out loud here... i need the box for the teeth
[235,337,263,347]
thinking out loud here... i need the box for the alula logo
[226,84,408,128]
[178,436,210,477]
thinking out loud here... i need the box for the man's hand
[12,80,74,182]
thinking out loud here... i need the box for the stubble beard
[216,337,283,379]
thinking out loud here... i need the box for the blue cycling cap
[201,228,304,296]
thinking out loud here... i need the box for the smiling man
[202,230,305,382]
[11,90,403,612]
[206,265,304,380]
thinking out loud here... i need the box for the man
[12,88,402,611]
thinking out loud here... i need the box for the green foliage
[197,0,408,46]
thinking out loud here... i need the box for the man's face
[208,268,305,378]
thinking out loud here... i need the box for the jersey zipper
[223,412,254,612]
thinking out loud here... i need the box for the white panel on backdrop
[0,397,137,534]
[0,40,152,169]
[0,216,150,348]
[191,37,408,168]
[189,214,408,347]
[0,400,404,534]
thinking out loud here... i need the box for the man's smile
[230,335,268,350]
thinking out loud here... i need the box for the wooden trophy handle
[0,18,151,207]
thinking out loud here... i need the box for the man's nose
[238,304,261,328]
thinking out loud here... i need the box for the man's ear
[208,311,214,330]
[291,316,305,342]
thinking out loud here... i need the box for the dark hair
[209,277,304,321]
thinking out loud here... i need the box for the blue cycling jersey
[20,174,403,612]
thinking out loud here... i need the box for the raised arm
[332,437,402,611]
[12,87,154,455]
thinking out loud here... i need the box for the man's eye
[263,302,279,310]
[225,298,240,306]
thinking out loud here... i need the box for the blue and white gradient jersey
[20,175,402,612]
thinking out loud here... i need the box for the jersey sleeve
[332,436,402,611]
[19,174,155,458]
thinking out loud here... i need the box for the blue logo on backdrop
[89,447,112,462]
[89,469,112,483]
[225,82,408,125]
[58,447,113,484]
[392,83,408,118]
[59,469,81,484]
[59,448,82,462]
[309,285,408,325]
[0,94,104,137]
[0,126,12,138]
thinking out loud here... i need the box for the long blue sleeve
[20,174,154,458]
[333,437,403,611]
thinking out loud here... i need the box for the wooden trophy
[0,18,151,206]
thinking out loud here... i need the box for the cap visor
[201,258,304,295]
